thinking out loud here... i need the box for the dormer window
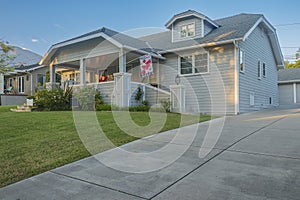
[180,23,195,38]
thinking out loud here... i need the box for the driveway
[1,107,299,200]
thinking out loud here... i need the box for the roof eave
[165,13,218,29]
[157,38,243,54]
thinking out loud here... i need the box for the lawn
[0,106,212,188]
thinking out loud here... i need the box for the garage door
[279,84,294,105]
[297,84,300,103]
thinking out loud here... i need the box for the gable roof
[141,13,263,51]
[141,13,283,66]
[278,68,300,83]
[165,10,219,29]
[14,64,46,73]
[8,47,42,67]
[40,27,163,66]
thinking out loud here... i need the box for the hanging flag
[139,54,153,78]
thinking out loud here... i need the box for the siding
[160,44,236,115]
[172,17,203,42]
[95,82,115,104]
[238,26,279,113]
[204,21,215,36]
[56,38,119,64]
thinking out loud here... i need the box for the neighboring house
[40,10,283,114]
[278,68,300,105]
[4,64,48,96]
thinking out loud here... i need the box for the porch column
[170,85,185,113]
[49,65,56,84]
[119,48,126,73]
[113,73,132,107]
[0,73,4,94]
[80,58,86,85]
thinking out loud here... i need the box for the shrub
[34,86,72,111]
[96,104,111,111]
[73,86,104,111]
[161,99,171,112]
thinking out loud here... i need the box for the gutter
[278,80,300,84]
[157,38,243,54]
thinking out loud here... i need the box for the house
[4,64,48,95]
[278,68,300,105]
[39,10,283,114]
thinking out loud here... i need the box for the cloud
[31,38,39,43]
[54,23,64,29]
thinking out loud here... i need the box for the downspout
[233,40,240,115]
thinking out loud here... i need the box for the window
[18,76,25,93]
[180,23,195,38]
[262,63,266,77]
[239,50,244,72]
[257,60,261,79]
[37,74,45,86]
[8,78,13,87]
[194,53,208,73]
[179,53,209,75]
[180,55,193,74]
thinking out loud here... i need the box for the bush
[161,99,171,112]
[96,104,111,111]
[34,87,72,111]
[73,86,104,111]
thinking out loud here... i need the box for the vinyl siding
[204,21,215,36]
[159,44,236,115]
[56,38,119,64]
[238,26,279,113]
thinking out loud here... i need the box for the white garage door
[297,83,300,103]
[279,84,294,105]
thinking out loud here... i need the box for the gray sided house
[4,64,48,96]
[40,10,283,114]
[278,68,300,105]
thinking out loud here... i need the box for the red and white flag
[140,54,153,78]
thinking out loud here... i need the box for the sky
[1,0,300,62]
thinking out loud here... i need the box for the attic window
[180,23,195,38]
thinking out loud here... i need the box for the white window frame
[239,49,245,73]
[178,52,209,76]
[180,22,195,38]
[18,76,25,93]
[257,60,261,80]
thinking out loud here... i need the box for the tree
[285,48,300,69]
[0,40,15,73]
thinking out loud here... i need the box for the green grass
[0,106,212,188]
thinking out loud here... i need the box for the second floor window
[258,60,261,79]
[180,23,195,38]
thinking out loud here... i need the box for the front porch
[40,28,185,112]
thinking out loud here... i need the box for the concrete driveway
[1,107,300,200]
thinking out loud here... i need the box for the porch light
[175,74,180,85]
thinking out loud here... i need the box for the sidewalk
[1,107,300,200]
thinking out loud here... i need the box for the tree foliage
[285,48,300,69]
[0,40,15,73]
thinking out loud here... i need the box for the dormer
[165,10,219,43]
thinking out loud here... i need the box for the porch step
[10,104,32,112]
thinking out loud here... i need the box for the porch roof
[40,27,165,66]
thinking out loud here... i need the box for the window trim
[178,52,210,76]
[180,22,196,39]
[37,73,46,86]
[239,49,245,73]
